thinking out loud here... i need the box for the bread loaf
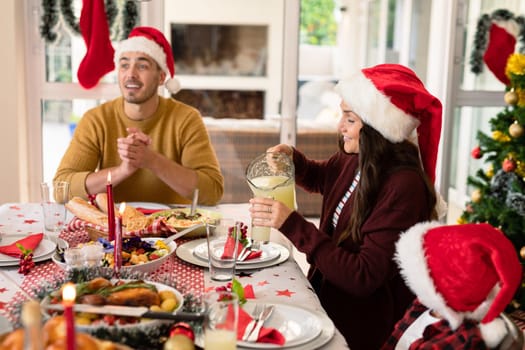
[66,197,108,226]
[95,193,117,214]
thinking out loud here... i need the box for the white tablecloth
[0,202,349,349]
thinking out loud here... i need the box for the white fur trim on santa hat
[395,221,463,329]
[114,36,170,79]
[335,73,420,143]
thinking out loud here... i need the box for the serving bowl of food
[52,237,176,274]
[151,207,221,238]
[41,277,184,330]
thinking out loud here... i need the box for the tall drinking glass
[245,152,296,249]
[206,218,239,281]
[204,291,238,350]
[40,181,70,235]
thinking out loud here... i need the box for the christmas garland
[469,9,525,75]
[39,0,138,43]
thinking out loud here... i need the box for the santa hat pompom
[395,222,522,347]
[165,77,181,94]
[114,26,181,93]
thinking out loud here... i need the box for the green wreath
[469,9,525,75]
[39,0,138,43]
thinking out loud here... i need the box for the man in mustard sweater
[54,27,224,205]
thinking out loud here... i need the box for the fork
[237,240,253,262]
[246,304,274,342]
[241,304,262,341]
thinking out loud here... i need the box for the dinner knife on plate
[42,304,205,322]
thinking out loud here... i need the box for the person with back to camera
[54,26,224,205]
[249,64,446,349]
[382,222,523,350]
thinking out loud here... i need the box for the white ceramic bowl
[52,238,176,274]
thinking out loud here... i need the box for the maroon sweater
[280,149,433,350]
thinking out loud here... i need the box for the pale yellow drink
[204,329,237,350]
[248,175,296,242]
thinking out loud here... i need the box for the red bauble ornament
[169,322,195,342]
[502,158,517,172]
[471,146,482,159]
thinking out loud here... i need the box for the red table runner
[3,229,204,324]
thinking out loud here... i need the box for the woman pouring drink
[249,64,445,349]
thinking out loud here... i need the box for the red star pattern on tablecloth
[0,301,6,310]
[9,205,20,210]
[0,288,7,293]
[16,214,25,218]
[276,289,295,297]
[257,280,269,286]
[23,219,38,224]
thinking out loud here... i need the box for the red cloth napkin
[0,233,44,257]
[135,207,164,215]
[237,307,286,345]
[221,236,263,260]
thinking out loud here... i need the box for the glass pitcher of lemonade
[246,152,296,246]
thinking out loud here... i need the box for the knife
[42,304,205,322]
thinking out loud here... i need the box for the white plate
[52,238,177,274]
[41,279,184,331]
[0,234,56,265]
[193,241,281,265]
[195,302,335,350]
[125,202,170,210]
[240,302,322,348]
[176,239,290,271]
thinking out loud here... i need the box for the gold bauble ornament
[163,335,195,350]
[516,161,525,178]
[520,246,525,259]
[471,189,482,203]
[486,164,494,178]
[505,90,519,105]
[509,121,524,138]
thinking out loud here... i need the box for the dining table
[0,202,349,349]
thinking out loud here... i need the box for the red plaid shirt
[381,299,488,349]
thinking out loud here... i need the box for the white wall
[0,0,26,203]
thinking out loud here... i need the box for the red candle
[114,202,125,278]
[62,283,76,350]
[106,172,115,241]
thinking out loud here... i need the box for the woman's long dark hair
[337,124,438,245]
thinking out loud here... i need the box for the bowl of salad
[52,237,176,274]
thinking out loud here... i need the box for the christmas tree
[460,53,525,308]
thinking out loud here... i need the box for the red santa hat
[114,26,181,94]
[334,64,442,184]
[395,222,522,348]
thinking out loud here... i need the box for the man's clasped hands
[117,127,153,176]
